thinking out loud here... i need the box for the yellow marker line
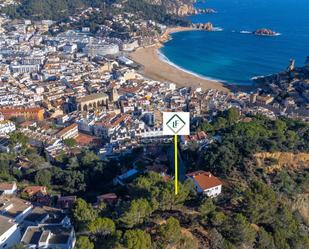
[174,134,178,195]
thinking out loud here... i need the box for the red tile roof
[75,133,101,146]
[187,171,222,190]
[97,193,118,202]
[0,182,16,191]
[0,107,43,114]
[56,123,78,138]
[24,186,47,196]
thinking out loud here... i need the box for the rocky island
[254,28,279,36]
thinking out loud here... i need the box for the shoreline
[129,27,230,92]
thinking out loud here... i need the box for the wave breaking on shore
[157,49,226,84]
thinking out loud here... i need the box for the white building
[0,182,17,195]
[21,225,76,249]
[0,121,16,135]
[0,216,21,249]
[56,123,79,140]
[10,64,40,74]
[118,56,134,65]
[83,43,119,57]
[121,40,139,52]
[186,171,222,197]
[63,44,77,54]
[0,196,33,223]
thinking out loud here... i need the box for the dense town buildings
[0,2,308,248]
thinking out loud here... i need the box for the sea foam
[157,49,225,83]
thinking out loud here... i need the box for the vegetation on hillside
[1,111,309,248]
[2,0,190,26]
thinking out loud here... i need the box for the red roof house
[186,171,222,197]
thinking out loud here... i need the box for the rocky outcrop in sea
[254,28,278,36]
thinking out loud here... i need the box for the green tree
[27,153,46,168]
[213,117,227,130]
[63,138,77,148]
[132,172,193,211]
[88,217,115,236]
[119,198,152,228]
[157,179,193,210]
[178,236,199,249]
[229,214,256,247]
[256,228,275,249]
[208,229,225,249]
[35,169,52,186]
[72,198,97,230]
[210,211,227,226]
[123,229,151,249]
[9,132,28,148]
[67,157,80,169]
[199,198,216,216]
[225,107,240,125]
[75,236,94,249]
[274,119,287,135]
[53,169,86,193]
[223,240,237,249]
[159,217,181,245]
[242,181,277,224]
[81,150,99,167]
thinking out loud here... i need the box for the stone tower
[287,59,295,71]
[110,88,119,102]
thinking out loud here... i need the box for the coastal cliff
[146,0,216,16]
[146,0,196,15]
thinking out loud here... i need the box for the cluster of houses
[0,169,223,249]
[0,182,76,249]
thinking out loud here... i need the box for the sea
[160,0,309,86]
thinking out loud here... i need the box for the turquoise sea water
[160,0,309,86]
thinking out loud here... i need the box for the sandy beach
[129,27,229,92]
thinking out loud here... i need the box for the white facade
[21,226,76,249]
[200,185,222,198]
[10,64,40,74]
[0,121,16,135]
[187,171,222,198]
[57,124,79,140]
[63,44,77,54]
[190,179,222,197]
[121,40,139,51]
[0,182,17,195]
[83,43,119,56]
[0,216,21,249]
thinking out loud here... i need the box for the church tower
[110,88,119,102]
